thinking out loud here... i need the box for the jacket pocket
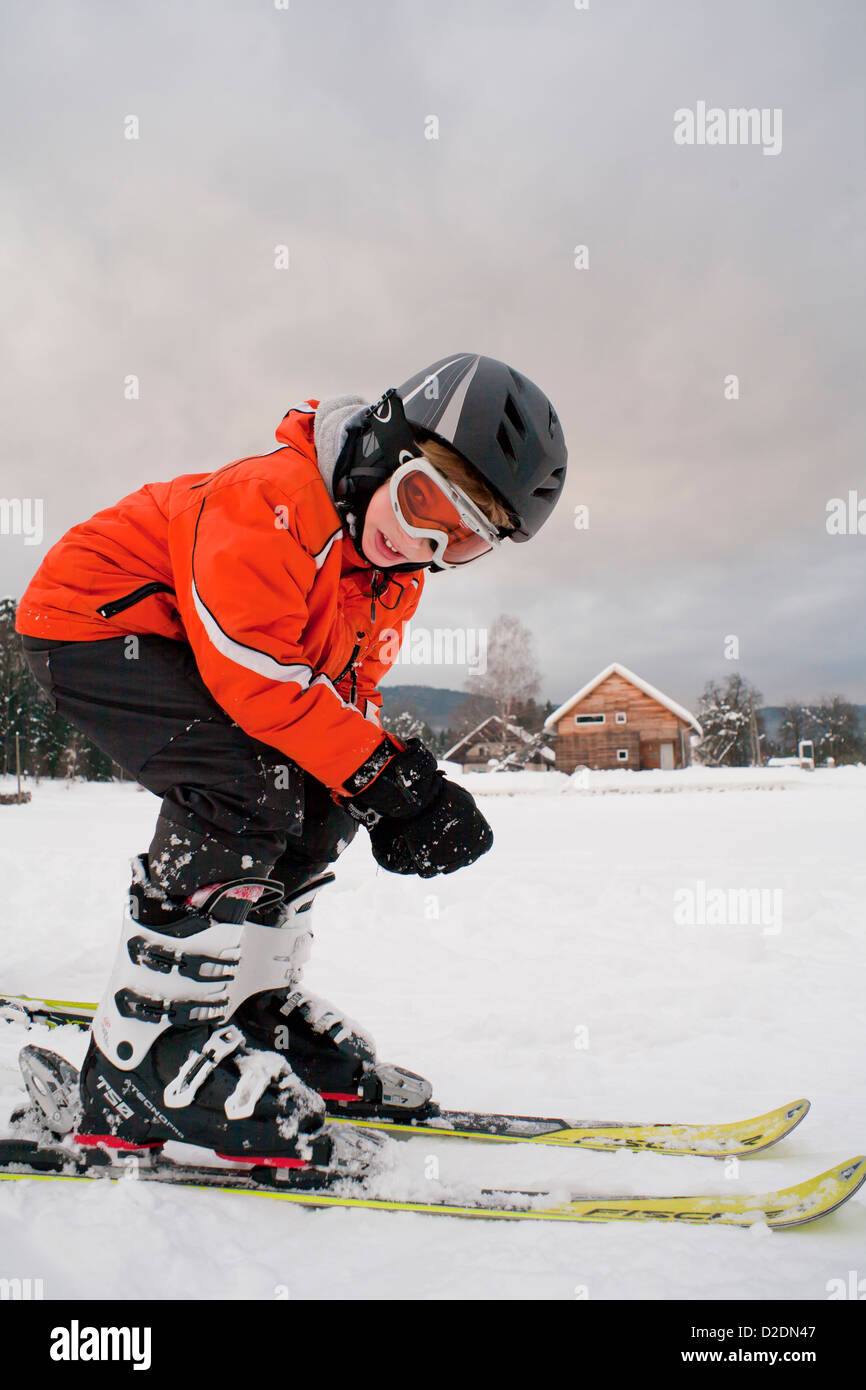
[96,582,175,620]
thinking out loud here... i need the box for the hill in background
[378,685,493,732]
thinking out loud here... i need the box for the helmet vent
[496,422,517,465]
[532,466,566,499]
[503,394,527,439]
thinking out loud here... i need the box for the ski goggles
[388,458,502,568]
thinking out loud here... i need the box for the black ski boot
[236,871,434,1120]
[77,856,332,1168]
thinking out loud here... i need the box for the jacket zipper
[333,571,388,703]
[357,571,387,701]
[334,626,367,702]
[96,582,175,620]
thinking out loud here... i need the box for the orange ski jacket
[15,401,425,791]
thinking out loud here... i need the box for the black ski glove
[340,738,494,879]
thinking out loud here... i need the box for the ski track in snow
[0,769,864,1300]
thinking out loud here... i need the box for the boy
[15,352,567,1169]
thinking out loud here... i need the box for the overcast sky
[2,0,864,711]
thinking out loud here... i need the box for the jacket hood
[274,396,369,508]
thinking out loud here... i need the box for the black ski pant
[20,634,358,898]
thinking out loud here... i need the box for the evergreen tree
[381,708,427,743]
[510,696,546,733]
[0,597,120,781]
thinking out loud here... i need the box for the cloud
[2,0,864,701]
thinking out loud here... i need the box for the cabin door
[659,742,675,770]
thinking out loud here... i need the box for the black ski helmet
[332,352,567,568]
[397,353,567,543]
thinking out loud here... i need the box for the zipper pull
[370,570,383,621]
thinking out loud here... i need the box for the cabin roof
[544,662,703,735]
[444,714,543,761]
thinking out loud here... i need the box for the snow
[435,759,463,776]
[0,770,864,1300]
[445,764,852,796]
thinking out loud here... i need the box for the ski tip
[783,1098,810,1122]
[753,1096,809,1122]
[779,1154,866,1227]
[835,1154,866,1185]
[790,1154,866,1189]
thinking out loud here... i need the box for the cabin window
[476,746,486,758]
[616,748,629,762]
[575,713,605,726]
[615,711,627,724]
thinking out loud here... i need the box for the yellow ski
[0,994,811,1158]
[0,1146,863,1228]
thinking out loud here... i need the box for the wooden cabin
[544,663,702,773]
[444,715,554,773]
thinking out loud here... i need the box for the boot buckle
[163,1025,245,1109]
[115,988,229,1028]
[127,935,239,983]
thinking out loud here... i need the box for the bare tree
[465,614,540,722]
[696,674,767,767]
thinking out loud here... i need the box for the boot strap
[280,988,376,1054]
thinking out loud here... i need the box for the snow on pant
[19,634,357,897]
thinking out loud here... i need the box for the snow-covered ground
[1,770,864,1301]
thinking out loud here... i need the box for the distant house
[444,715,555,772]
[544,663,702,773]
